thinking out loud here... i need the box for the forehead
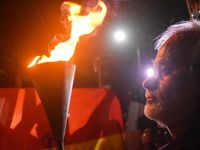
[154,38,186,66]
[154,45,171,66]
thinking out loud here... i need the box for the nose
[142,76,158,91]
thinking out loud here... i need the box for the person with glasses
[143,19,200,150]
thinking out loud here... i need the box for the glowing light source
[114,30,126,42]
[147,68,154,77]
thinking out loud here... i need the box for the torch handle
[57,141,64,150]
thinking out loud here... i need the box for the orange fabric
[0,88,125,149]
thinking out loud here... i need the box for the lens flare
[114,30,126,42]
[147,68,154,77]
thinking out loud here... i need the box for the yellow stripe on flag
[41,133,125,150]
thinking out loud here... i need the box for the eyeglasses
[152,63,200,79]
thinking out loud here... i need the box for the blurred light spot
[147,68,154,77]
[114,30,126,42]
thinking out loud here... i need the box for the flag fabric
[0,88,125,150]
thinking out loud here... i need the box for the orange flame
[28,1,107,68]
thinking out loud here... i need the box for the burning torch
[27,1,107,150]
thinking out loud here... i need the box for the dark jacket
[160,126,200,150]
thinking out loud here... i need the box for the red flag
[0,88,125,150]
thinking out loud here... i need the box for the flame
[28,1,107,68]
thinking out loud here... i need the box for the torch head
[27,61,76,144]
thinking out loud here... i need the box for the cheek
[159,73,188,94]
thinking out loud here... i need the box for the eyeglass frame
[152,63,200,79]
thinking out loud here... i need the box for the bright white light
[147,68,154,77]
[114,30,126,42]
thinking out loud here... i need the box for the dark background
[0,0,190,124]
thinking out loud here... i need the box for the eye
[160,65,173,77]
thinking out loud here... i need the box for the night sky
[0,0,190,116]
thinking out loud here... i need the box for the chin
[144,102,167,127]
[144,103,157,120]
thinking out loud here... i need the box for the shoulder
[160,134,200,150]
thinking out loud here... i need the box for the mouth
[145,94,157,104]
[146,97,156,102]
[145,91,157,104]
